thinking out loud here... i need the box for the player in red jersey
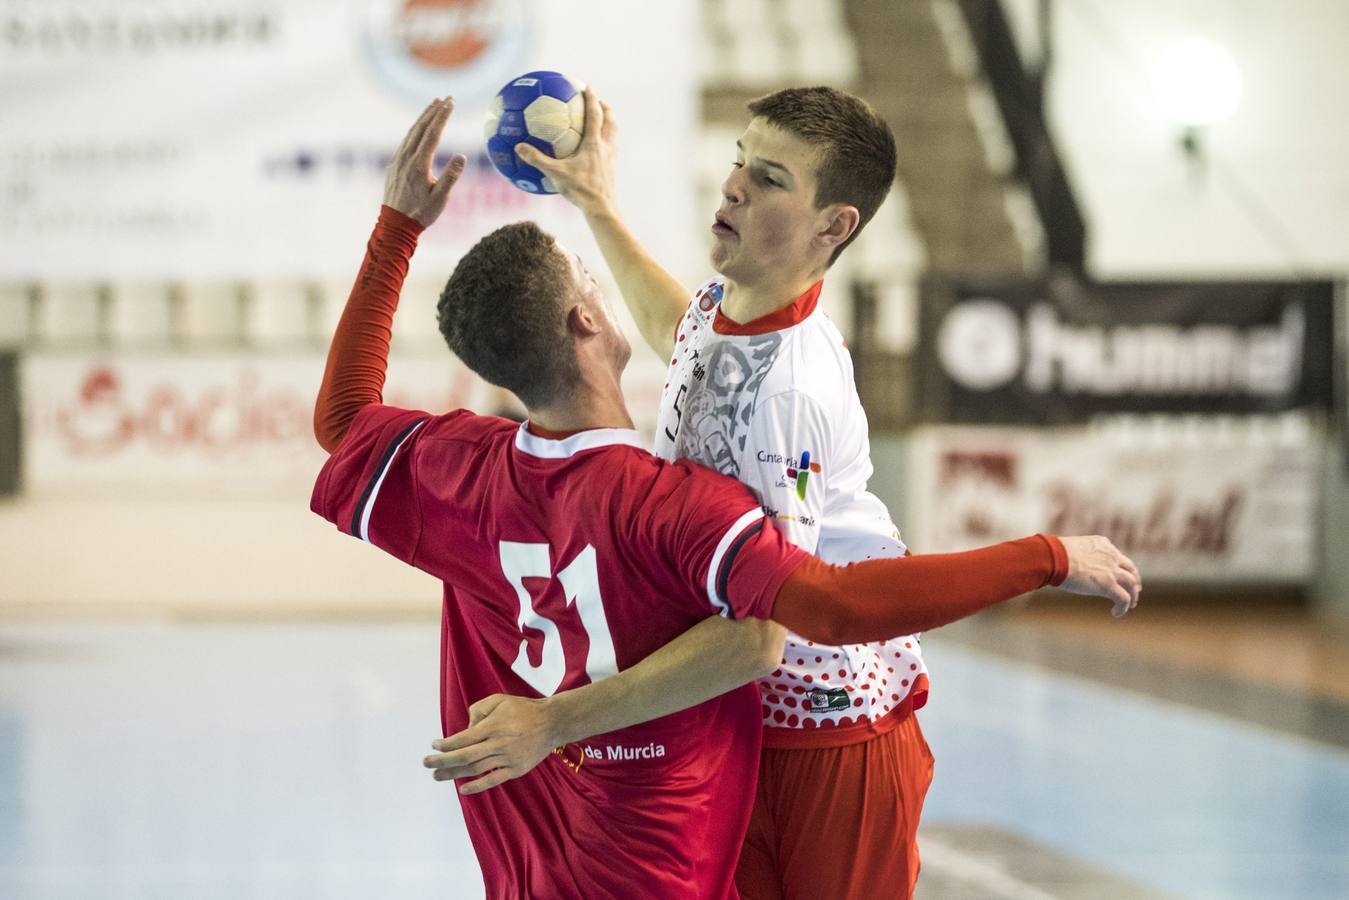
[313,98,1140,899]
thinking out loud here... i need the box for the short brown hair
[747,86,897,265]
[437,222,578,409]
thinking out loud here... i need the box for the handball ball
[484,70,585,194]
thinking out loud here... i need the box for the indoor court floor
[1,600,1346,899]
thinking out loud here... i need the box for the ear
[566,303,602,338]
[816,204,860,251]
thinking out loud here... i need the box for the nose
[721,167,746,206]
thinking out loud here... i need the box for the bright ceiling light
[1152,36,1244,126]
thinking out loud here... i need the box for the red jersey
[311,402,806,899]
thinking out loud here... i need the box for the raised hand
[514,86,617,216]
[422,693,560,795]
[1058,535,1142,618]
[384,96,468,227]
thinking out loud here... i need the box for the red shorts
[735,712,934,900]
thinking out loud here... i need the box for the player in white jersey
[425,87,1122,897]
[659,274,928,740]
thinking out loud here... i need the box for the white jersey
[654,277,929,748]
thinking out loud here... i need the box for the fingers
[431,729,478,754]
[466,693,508,727]
[599,99,616,141]
[514,142,560,172]
[424,742,500,773]
[395,100,442,164]
[434,153,468,197]
[459,767,518,795]
[429,749,507,780]
[583,86,604,142]
[413,97,454,176]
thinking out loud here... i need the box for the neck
[720,268,826,324]
[526,370,634,434]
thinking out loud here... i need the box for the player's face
[566,251,631,373]
[711,118,832,287]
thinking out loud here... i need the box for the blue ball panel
[496,109,527,140]
[539,74,579,102]
[500,81,541,112]
[486,135,518,178]
[512,161,553,194]
[521,134,555,158]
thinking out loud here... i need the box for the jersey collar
[713,279,823,336]
[514,422,646,459]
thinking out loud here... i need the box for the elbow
[313,400,341,454]
[750,620,788,677]
[782,609,852,648]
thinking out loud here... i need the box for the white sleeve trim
[358,420,426,543]
[705,507,765,617]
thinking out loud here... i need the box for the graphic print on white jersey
[663,283,784,479]
[655,277,930,740]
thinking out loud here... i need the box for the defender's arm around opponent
[368,94,1143,793]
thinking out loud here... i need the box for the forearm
[313,206,424,451]
[546,615,786,745]
[583,204,689,358]
[771,535,1069,645]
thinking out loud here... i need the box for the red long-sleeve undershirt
[314,205,425,453]
[314,207,1069,643]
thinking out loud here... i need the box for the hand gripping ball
[484,70,586,194]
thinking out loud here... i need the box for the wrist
[581,197,621,226]
[378,204,427,237]
[540,692,581,746]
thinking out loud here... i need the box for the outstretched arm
[424,533,1141,791]
[424,615,786,794]
[313,97,466,451]
[516,88,688,360]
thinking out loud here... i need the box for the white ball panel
[566,94,585,130]
[551,129,581,158]
[523,95,573,142]
[483,95,503,142]
[541,175,558,194]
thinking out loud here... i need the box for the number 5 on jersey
[499,542,619,696]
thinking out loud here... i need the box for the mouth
[711,212,737,238]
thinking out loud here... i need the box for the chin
[708,244,738,280]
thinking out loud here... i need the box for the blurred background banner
[906,420,1320,582]
[917,276,1336,424]
[0,0,700,284]
[19,352,499,497]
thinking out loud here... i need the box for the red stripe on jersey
[713,279,822,335]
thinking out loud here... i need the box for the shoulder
[418,409,518,445]
[765,313,856,405]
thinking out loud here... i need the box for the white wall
[1040,0,1349,279]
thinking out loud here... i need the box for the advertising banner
[918,277,1337,423]
[20,350,664,497]
[0,0,700,283]
[905,423,1322,583]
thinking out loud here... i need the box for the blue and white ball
[484,70,585,194]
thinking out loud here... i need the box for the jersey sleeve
[310,402,436,567]
[639,463,808,622]
[738,390,832,554]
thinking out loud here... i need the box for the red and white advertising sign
[905,422,1322,582]
[21,351,663,497]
